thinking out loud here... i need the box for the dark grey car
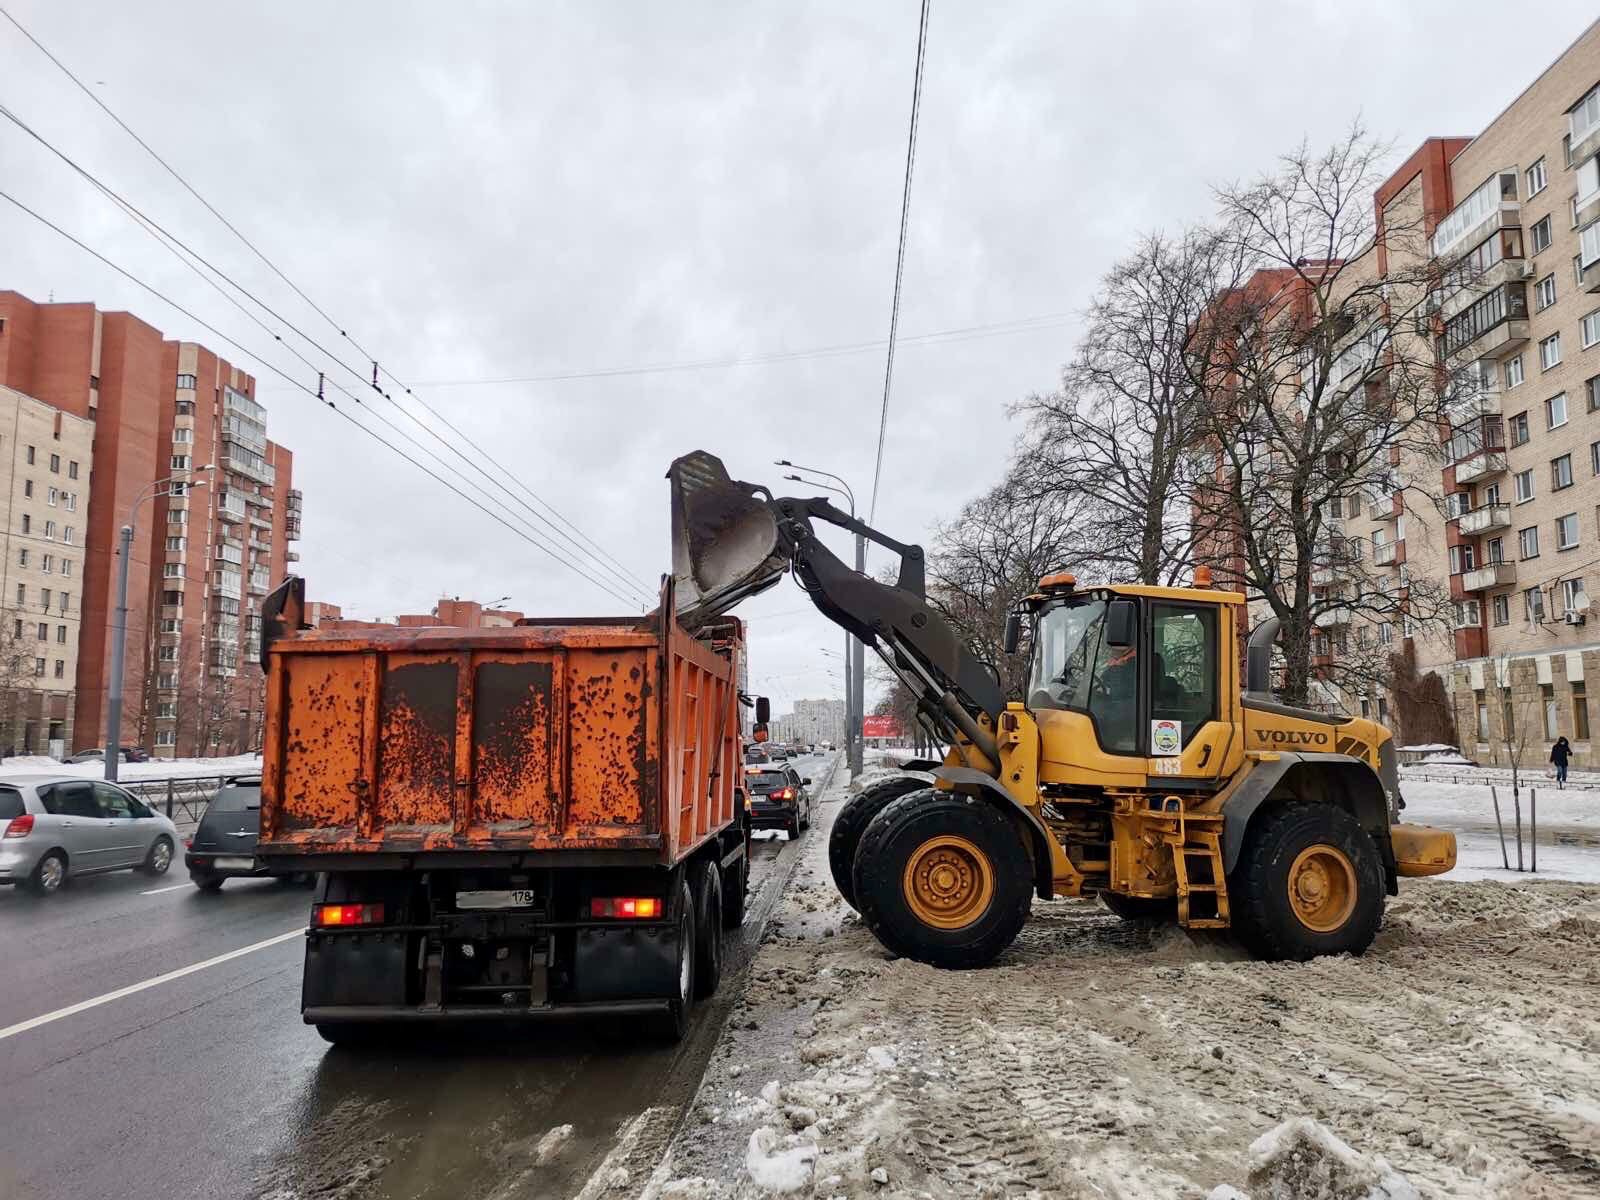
[186,776,271,890]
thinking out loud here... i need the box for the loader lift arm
[668,451,1003,768]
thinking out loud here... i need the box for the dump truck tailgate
[259,620,737,861]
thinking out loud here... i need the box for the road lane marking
[0,927,303,1041]
[140,882,193,895]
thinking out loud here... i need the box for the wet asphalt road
[0,752,835,1200]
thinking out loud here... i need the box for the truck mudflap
[1390,823,1457,877]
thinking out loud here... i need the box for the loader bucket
[667,450,790,624]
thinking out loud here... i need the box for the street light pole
[779,460,866,778]
[105,467,213,781]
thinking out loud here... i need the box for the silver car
[0,775,180,894]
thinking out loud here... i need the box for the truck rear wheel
[829,775,927,910]
[721,837,749,930]
[692,860,723,998]
[656,875,697,1041]
[852,789,1032,969]
[1230,802,1384,961]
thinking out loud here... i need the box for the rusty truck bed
[258,614,741,865]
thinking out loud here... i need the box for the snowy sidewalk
[642,766,1600,1199]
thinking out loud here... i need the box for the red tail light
[590,896,662,919]
[777,787,794,800]
[313,902,385,927]
[3,813,34,838]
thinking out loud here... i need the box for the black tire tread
[1229,801,1384,962]
[852,789,1032,969]
[692,860,723,999]
[828,775,928,909]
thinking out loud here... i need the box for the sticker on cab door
[1150,719,1182,756]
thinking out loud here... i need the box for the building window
[62,526,73,545]
[1510,412,1530,445]
[52,659,63,680]
[55,624,65,644]
[170,455,189,471]
[158,645,178,663]
[40,588,50,611]
[60,559,71,578]
[33,658,44,678]
[63,492,75,512]
[21,480,31,499]
[172,427,192,445]
[25,445,34,465]
[158,673,175,690]
[58,592,67,615]
[1562,578,1587,614]
[1547,393,1569,429]
[1558,513,1580,550]
[1506,355,1525,388]
[1477,695,1490,741]
[1514,469,1535,502]
[157,702,176,719]
[1528,158,1548,197]
[1449,544,1475,574]
[1378,623,1394,646]
[1575,681,1591,741]
[162,589,181,606]
[156,729,176,747]
[175,400,194,416]
[175,374,197,390]
[1543,684,1559,738]
[35,623,46,641]
[163,563,183,578]
[1520,526,1541,559]
[42,520,54,540]
[67,460,77,479]
[1554,453,1574,489]
[1532,216,1553,253]
[1526,587,1546,622]
[165,536,185,552]
[20,514,29,535]
[1492,593,1510,626]
[1537,274,1557,310]
[1583,309,1600,350]
[16,549,26,568]
[48,454,58,473]
[45,486,56,507]
[14,585,22,606]
[40,554,51,574]
[1541,333,1562,370]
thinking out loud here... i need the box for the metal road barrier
[122,775,233,826]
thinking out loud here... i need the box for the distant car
[744,764,814,838]
[63,746,149,764]
[186,776,274,890]
[0,776,179,894]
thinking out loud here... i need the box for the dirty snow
[0,752,262,781]
[647,755,1600,1199]
[1402,776,1600,884]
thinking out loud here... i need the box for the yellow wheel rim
[1287,844,1357,933]
[901,835,995,930]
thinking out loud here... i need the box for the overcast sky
[2,1,1596,715]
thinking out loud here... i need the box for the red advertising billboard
[862,715,902,739]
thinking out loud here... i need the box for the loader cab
[1012,574,1246,790]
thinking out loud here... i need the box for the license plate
[213,856,253,870]
[457,889,537,910]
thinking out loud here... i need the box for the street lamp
[776,459,865,779]
[105,465,213,781]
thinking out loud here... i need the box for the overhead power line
[0,98,656,606]
[869,0,932,527]
[0,3,653,601]
[0,187,646,610]
[405,313,1077,387]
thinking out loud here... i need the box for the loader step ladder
[1167,817,1230,929]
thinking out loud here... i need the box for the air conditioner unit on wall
[1518,261,1537,279]
[1565,611,1587,626]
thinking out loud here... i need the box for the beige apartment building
[0,384,93,754]
[1351,20,1600,765]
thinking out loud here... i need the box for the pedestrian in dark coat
[1551,735,1572,787]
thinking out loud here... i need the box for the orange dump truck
[255,577,758,1043]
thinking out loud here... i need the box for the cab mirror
[753,723,769,743]
[1002,610,1022,655]
[755,696,771,724]
[1107,599,1136,648]
[802,777,812,785]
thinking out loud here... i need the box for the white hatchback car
[0,775,180,894]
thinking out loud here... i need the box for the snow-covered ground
[641,756,1600,1198]
[0,753,261,782]
[1402,772,1600,884]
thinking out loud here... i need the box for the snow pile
[1235,1118,1419,1200]
[743,1128,816,1193]
[0,752,263,782]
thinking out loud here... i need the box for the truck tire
[692,860,723,999]
[1229,801,1384,962]
[829,775,927,911]
[656,875,697,1041]
[852,789,1032,969]
[1100,892,1176,923]
[721,835,749,930]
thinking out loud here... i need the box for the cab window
[1150,603,1218,745]
[1027,598,1140,754]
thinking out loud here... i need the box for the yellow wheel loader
[667,451,1457,967]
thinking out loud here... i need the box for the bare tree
[1015,229,1229,586]
[1187,126,1461,705]
[0,608,39,753]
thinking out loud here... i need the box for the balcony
[1578,156,1600,228]
[1438,252,1530,323]
[224,450,275,487]
[1462,561,1516,591]
[216,493,247,523]
[1571,89,1600,172]
[286,550,300,563]
[1374,540,1401,566]
[1458,504,1511,535]
[1455,449,1507,484]
[1431,171,1519,261]
[1447,319,1529,364]
[1311,565,1337,587]
[1581,223,1600,293]
[1314,605,1350,629]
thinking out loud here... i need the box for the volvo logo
[1254,729,1329,747]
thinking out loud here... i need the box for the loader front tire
[829,775,927,910]
[1230,801,1384,962]
[853,789,1032,969]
